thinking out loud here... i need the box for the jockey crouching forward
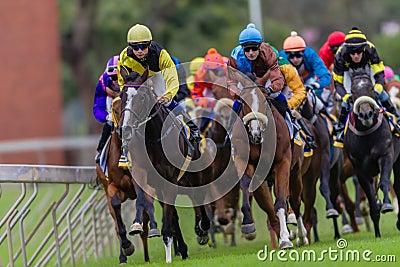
[117,24,201,168]
[333,27,400,147]
[270,46,317,150]
[93,55,121,164]
[192,48,227,133]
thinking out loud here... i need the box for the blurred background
[1,0,400,165]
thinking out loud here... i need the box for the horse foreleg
[194,206,210,245]
[378,157,394,213]
[320,153,338,218]
[171,206,188,259]
[392,158,400,230]
[130,186,146,235]
[240,173,256,239]
[301,172,317,243]
[108,194,135,262]
[358,176,381,237]
[140,211,150,262]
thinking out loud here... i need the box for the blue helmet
[238,23,263,45]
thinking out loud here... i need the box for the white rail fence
[0,164,136,267]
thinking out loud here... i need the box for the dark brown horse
[297,90,345,242]
[343,70,400,237]
[119,69,212,262]
[95,95,152,264]
[226,69,307,249]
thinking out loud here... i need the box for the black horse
[343,70,400,237]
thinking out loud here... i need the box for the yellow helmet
[189,57,204,75]
[127,24,152,43]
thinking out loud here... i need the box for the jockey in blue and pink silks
[93,55,120,163]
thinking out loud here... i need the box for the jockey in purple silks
[93,55,120,163]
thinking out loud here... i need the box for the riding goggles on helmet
[242,42,260,52]
[288,51,304,59]
[129,42,150,51]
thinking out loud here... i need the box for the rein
[348,111,383,136]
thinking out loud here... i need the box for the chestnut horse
[226,70,307,249]
[343,69,400,237]
[298,90,345,242]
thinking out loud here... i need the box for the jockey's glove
[305,82,320,91]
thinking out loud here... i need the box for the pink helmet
[106,55,119,76]
[384,66,395,80]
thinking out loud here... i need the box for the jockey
[192,48,227,132]
[192,48,227,108]
[117,24,201,167]
[333,27,400,146]
[279,31,332,117]
[318,31,346,71]
[93,55,120,163]
[186,57,204,91]
[228,23,288,133]
[269,45,317,149]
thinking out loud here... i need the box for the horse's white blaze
[250,89,259,111]
[164,236,173,263]
[123,87,137,127]
[276,208,290,244]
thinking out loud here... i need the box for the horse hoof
[148,228,161,238]
[381,203,394,214]
[286,213,297,225]
[356,216,364,225]
[222,222,234,235]
[129,222,143,235]
[122,243,135,256]
[279,240,293,249]
[326,209,339,218]
[197,235,209,245]
[342,224,353,235]
[296,237,309,247]
[243,232,256,240]
[241,223,256,235]
[396,220,400,231]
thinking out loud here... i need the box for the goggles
[243,45,260,52]
[288,51,304,59]
[129,42,150,51]
[107,66,117,73]
[349,48,364,55]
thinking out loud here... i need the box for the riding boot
[169,101,201,143]
[224,99,242,145]
[95,121,113,163]
[333,106,349,147]
[297,118,317,149]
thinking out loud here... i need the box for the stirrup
[333,131,344,148]
[118,153,132,169]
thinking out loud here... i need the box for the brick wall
[0,0,65,164]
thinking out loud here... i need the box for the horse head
[349,67,375,101]
[353,96,380,128]
[238,75,268,145]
